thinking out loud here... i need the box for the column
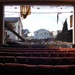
[0,3,3,46]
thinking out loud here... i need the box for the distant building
[22,29,30,38]
[4,17,23,41]
[34,29,53,39]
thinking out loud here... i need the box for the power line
[5,11,73,14]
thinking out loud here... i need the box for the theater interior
[0,0,75,75]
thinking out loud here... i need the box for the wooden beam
[5,22,25,41]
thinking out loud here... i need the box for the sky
[4,5,74,36]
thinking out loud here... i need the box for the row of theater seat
[0,63,75,75]
[0,47,75,65]
[0,47,75,51]
[0,49,75,52]
[0,52,75,57]
[0,47,75,54]
[0,56,75,65]
[0,47,75,75]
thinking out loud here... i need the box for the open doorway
[3,5,74,48]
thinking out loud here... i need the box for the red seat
[59,53,67,57]
[66,53,74,57]
[38,65,54,75]
[32,52,41,57]
[16,56,28,64]
[68,65,75,75]
[54,65,70,75]
[4,63,20,75]
[50,57,63,65]
[50,52,59,57]
[15,52,25,56]
[24,52,32,57]
[41,52,50,57]
[0,56,4,63]
[27,57,40,65]
[19,64,37,75]
[62,57,74,65]
[40,57,50,65]
[0,63,4,74]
